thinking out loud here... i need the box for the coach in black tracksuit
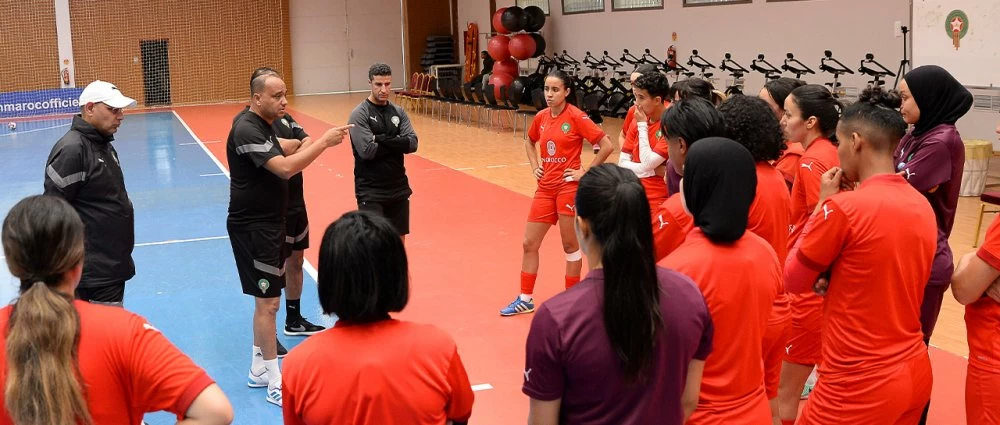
[43,80,137,306]
[348,63,419,236]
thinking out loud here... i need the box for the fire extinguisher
[666,45,677,70]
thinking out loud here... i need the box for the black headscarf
[682,137,757,243]
[903,65,973,137]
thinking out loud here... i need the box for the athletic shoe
[247,367,268,388]
[500,296,535,316]
[266,379,282,407]
[285,317,326,336]
[276,338,287,358]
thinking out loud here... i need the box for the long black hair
[763,77,805,113]
[789,84,843,142]
[575,164,662,383]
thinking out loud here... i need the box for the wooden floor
[289,92,997,360]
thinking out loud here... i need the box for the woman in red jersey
[784,87,934,425]
[0,195,233,425]
[501,70,614,316]
[618,72,672,214]
[718,95,792,425]
[662,138,779,425]
[283,211,474,425]
[949,118,1000,425]
[776,84,842,425]
[760,78,807,189]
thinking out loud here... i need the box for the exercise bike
[819,50,854,99]
[782,52,815,79]
[751,53,782,82]
[720,52,750,96]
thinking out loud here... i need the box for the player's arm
[681,360,705,422]
[348,107,395,159]
[43,143,87,202]
[525,116,544,180]
[177,384,233,425]
[277,137,302,155]
[264,126,350,179]
[376,107,418,154]
[528,399,561,425]
[587,134,614,169]
[953,252,1000,305]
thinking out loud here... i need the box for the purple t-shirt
[894,123,964,286]
[666,159,682,196]
[523,267,713,425]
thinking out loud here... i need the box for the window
[516,0,550,14]
[613,0,663,10]
[562,0,604,14]
[683,0,751,6]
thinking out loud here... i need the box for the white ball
[6,122,15,131]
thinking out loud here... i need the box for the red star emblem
[951,17,964,32]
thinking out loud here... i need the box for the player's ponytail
[575,164,662,384]
[2,195,92,425]
[789,84,843,143]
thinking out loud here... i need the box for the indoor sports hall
[1,0,999,424]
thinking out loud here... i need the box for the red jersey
[972,218,1000,372]
[0,301,214,425]
[793,174,934,380]
[621,106,636,154]
[652,194,693,262]
[283,319,474,425]
[788,138,839,248]
[624,118,670,201]
[774,141,805,188]
[529,104,607,192]
[662,229,778,420]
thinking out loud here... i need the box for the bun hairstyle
[856,86,902,109]
[839,86,907,151]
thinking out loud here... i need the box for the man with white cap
[43,80,137,307]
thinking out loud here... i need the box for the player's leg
[501,191,555,316]
[555,189,582,288]
[283,211,324,337]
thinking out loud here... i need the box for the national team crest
[561,122,571,133]
[281,118,290,127]
[391,116,400,127]
[258,278,270,293]
[546,140,556,156]
[655,129,663,139]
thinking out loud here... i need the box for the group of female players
[510,63,998,425]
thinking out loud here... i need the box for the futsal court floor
[0,92,982,423]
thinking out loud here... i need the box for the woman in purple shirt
[523,164,713,425]
[893,64,972,425]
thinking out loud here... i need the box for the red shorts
[687,391,771,425]
[784,292,823,365]
[762,295,792,399]
[528,186,577,225]
[800,354,931,425]
[967,363,1000,425]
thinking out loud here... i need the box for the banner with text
[0,88,84,119]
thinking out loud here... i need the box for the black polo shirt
[226,108,287,230]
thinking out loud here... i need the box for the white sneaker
[247,367,268,388]
[266,379,282,406]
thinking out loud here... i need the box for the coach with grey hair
[348,63,419,238]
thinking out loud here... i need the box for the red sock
[782,420,796,425]
[565,275,581,289]
[520,272,537,295]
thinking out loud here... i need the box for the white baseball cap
[79,80,137,109]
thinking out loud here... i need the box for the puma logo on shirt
[823,204,834,220]
[658,214,669,230]
[800,162,814,171]
[524,368,532,382]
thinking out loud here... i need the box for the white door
[290,0,351,94]
[346,0,406,91]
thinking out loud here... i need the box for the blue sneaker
[500,296,535,316]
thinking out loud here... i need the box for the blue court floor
[0,111,331,423]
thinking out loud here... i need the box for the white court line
[135,235,229,247]
[471,384,493,392]
[180,140,221,146]
[485,165,507,169]
[455,167,474,171]
[171,110,317,281]
[1,123,71,137]
[199,172,227,177]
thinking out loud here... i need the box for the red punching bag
[508,33,537,61]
